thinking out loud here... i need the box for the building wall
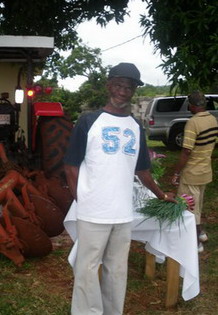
[131,96,151,127]
[0,62,28,143]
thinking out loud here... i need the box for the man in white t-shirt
[64,62,175,315]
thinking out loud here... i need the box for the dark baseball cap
[108,62,144,86]
[188,91,206,107]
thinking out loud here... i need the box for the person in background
[172,90,218,253]
[64,62,176,315]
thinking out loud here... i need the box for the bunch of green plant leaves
[150,158,166,182]
[137,196,188,230]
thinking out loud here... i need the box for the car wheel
[167,128,184,150]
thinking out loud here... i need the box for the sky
[59,0,169,92]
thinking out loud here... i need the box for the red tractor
[0,36,73,265]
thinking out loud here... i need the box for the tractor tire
[11,216,52,258]
[29,194,65,237]
[45,177,73,215]
[37,115,73,180]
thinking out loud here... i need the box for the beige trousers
[177,183,206,225]
[71,220,132,315]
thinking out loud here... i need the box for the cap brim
[136,79,144,86]
[108,74,144,86]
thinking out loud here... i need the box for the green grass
[0,140,217,314]
[0,249,72,315]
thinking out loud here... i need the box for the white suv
[144,95,218,150]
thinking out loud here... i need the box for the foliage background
[0,0,217,93]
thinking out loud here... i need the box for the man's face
[107,77,137,109]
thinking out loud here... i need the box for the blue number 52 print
[102,127,136,155]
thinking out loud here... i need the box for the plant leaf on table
[136,196,193,230]
[137,149,195,230]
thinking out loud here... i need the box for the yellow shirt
[181,111,218,185]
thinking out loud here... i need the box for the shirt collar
[195,111,211,117]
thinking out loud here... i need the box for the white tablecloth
[64,186,200,302]
[131,209,199,301]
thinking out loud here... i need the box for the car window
[145,100,153,115]
[214,99,218,110]
[206,97,218,110]
[156,98,185,112]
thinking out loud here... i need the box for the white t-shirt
[64,109,150,224]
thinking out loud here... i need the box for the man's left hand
[163,192,177,203]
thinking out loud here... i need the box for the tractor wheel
[29,194,65,237]
[37,115,73,180]
[11,216,52,258]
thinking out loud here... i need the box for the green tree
[141,0,218,93]
[48,40,107,79]
[34,76,81,121]
[50,87,82,121]
[44,41,110,115]
[35,42,109,118]
[0,0,129,77]
[75,69,108,111]
[0,0,129,51]
[135,84,171,98]
[1,0,217,93]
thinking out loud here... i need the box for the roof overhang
[0,36,54,62]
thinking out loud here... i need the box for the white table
[131,179,199,301]
[131,209,200,301]
[64,194,200,304]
